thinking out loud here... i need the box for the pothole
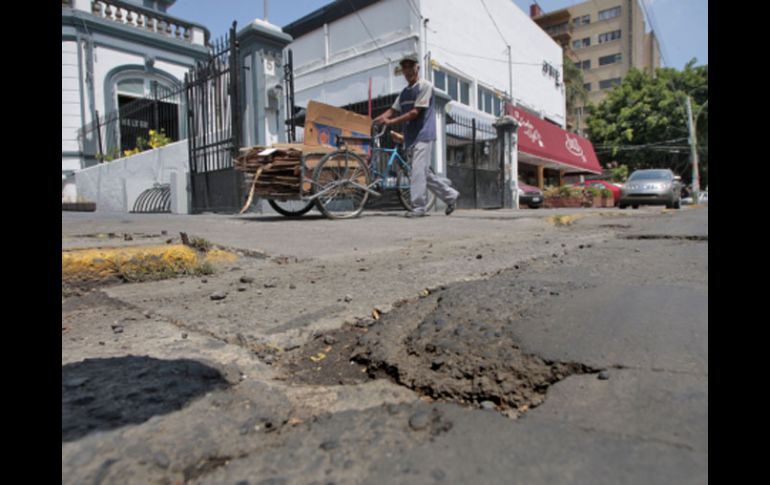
[352,316,596,418]
[279,325,371,386]
[278,271,600,419]
[620,234,708,242]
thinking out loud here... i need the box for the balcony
[535,9,574,46]
[89,0,205,44]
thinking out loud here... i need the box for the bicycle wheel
[396,162,437,212]
[312,151,371,219]
[267,199,315,217]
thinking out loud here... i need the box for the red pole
[368,78,373,158]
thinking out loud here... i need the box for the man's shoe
[404,210,427,218]
[445,200,457,216]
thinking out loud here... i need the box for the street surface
[62,206,708,484]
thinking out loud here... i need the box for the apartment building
[531,0,661,135]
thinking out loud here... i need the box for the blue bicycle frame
[369,145,410,190]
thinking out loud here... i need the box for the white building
[284,0,565,127]
[62,1,293,213]
[284,0,601,194]
[62,0,210,205]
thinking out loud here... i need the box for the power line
[405,0,422,19]
[479,0,508,46]
[638,0,669,67]
[592,137,688,148]
[345,0,391,63]
[428,43,552,66]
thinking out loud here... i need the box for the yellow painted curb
[545,214,587,226]
[62,244,237,284]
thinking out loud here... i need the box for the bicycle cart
[234,124,434,220]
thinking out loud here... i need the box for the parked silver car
[619,169,682,209]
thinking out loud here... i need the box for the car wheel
[619,203,627,209]
[632,205,639,209]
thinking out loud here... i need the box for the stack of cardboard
[234,101,372,213]
[234,144,304,198]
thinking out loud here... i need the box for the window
[580,59,591,70]
[478,86,502,115]
[444,73,471,106]
[599,30,622,43]
[571,37,590,49]
[583,82,592,92]
[599,53,622,66]
[460,80,470,105]
[572,15,590,26]
[117,79,145,96]
[448,74,458,101]
[434,70,446,91]
[598,6,622,21]
[599,77,622,90]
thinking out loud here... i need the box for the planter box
[544,195,614,208]
[544,197,583,208]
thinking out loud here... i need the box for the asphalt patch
[62,356,230,442]
[280,262,598,417]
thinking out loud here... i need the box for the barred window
[599,53,622,65]
[598,30,622,43]
[598,6,622,21]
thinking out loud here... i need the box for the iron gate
[186,22,242,213]
[446,115,502,209]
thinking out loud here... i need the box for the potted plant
[544,185,584,208]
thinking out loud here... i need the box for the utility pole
[507,45,513,108]
[685,96,700,202]
[264,0,268,21]
[424,18,429,78]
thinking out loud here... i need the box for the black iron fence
[185,22,242,213]
[78,83,184,163]
[446,113,502,209]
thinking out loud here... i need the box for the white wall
[423,0,565,125]
[289,0,420,106]
[74,140,189,213]
[62,41,81,154]
[288,0,565,125]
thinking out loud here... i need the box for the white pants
[408,141,459,213]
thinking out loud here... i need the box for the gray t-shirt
[391,79,436,148]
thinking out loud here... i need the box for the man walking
[374,54,460,217]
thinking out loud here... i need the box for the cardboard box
[304,101,371,155]
[302,102,371,194]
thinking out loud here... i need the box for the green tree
[563,56,588,130]
[586,59,707,186]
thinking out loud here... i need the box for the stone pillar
[433,90,451,176]
[237,22,293,148]
[494,115,520,209]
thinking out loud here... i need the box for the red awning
[506,106,602,175]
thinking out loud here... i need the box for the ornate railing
[90,0,197,42]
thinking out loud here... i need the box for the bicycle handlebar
[371,123,388,140]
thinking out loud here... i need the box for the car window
[628,170,671,181]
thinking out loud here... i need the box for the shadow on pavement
[62,356,230,442]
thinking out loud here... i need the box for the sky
[168,0,707,70]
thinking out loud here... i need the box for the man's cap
[399,54,419,66]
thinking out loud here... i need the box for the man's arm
[373,108,397,125]
[382,108,420,126]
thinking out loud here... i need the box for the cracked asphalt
[62,206,708,484]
